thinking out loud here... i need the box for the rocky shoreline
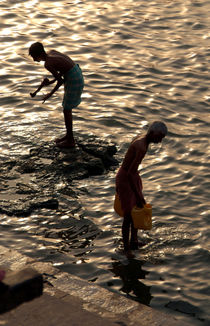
[0,135,204,326]
[0,133,118,254]
[0,133,118,218]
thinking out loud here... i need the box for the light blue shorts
[62,64,84,110]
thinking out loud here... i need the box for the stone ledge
[0,268,43,314]
[0,245,192,326]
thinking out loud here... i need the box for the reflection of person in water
[115,121,167,257]
[111,259,152,305]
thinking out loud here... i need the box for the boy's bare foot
[55,135,67,143]
[130,241,146,250]
[124,250,135,259]
[56,139,75,149]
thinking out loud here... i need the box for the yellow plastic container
[114,193,152,230]
[131,204,152,230]
[114,193,124,217]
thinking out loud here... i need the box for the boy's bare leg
[122,214,135,258]
[130,223,138,250]
[130,223,146,249]
[56,110,75,148]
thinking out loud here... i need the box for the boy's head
[147,121,168,143]
[29,42,46,61]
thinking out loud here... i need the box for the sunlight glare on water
[0,0,210,325]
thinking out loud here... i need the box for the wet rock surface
[165,300,205,323]
[0,133,118,218]
[0,133,118,254]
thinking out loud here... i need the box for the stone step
[0,268,43,314]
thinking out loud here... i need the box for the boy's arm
[127,174,145,208]
[42,66,64,103]
[47,78,57,85]
[127,146,146,207]
[30,78,50,98]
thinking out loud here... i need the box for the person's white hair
[147,121,168,135]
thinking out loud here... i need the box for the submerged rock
[165,300,203,316]
[0,133,118,217]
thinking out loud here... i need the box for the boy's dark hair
[29,42,45,57]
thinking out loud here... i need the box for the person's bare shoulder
[48,49,72,61]
[44,55,57,71]
[132,136,145,148]
[46,50,74,71]
[48,49,62,56]
[131,136,147,155]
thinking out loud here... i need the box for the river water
[0,0,210,324]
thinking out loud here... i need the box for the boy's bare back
[121,136,148,174]
[45,50,75,75]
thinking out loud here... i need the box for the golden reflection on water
[0,0,210,323]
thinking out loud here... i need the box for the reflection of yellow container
[114,193,152,230]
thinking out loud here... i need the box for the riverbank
[0,245,191,326]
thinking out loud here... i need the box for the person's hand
[42,78,50,86]
[136,201,144,208]
[136,197,146,208]
[30,92,36,98]
[42,93,51,103]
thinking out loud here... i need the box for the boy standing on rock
[29,42,84,148]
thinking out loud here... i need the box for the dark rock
[85,157,105,175]
[165,300,203,316]
[31,198,59,210]
[59,186,77,198]
[16,159,38,173]
[16,183,38,194]
[0,133,118,217]
[77,134,118,169]
[0,196,58,217]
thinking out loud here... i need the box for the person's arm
[127,146,146,208]
[42,66,64,103]
[47,78,57,85]
[30,78,51,98]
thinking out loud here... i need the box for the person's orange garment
[116,166,143,215]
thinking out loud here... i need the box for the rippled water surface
[0,1,210,324]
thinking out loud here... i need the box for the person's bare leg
[56,110,75,148]
[130,222,146,249]
[130,223,138,250]
[122,213,135,258]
